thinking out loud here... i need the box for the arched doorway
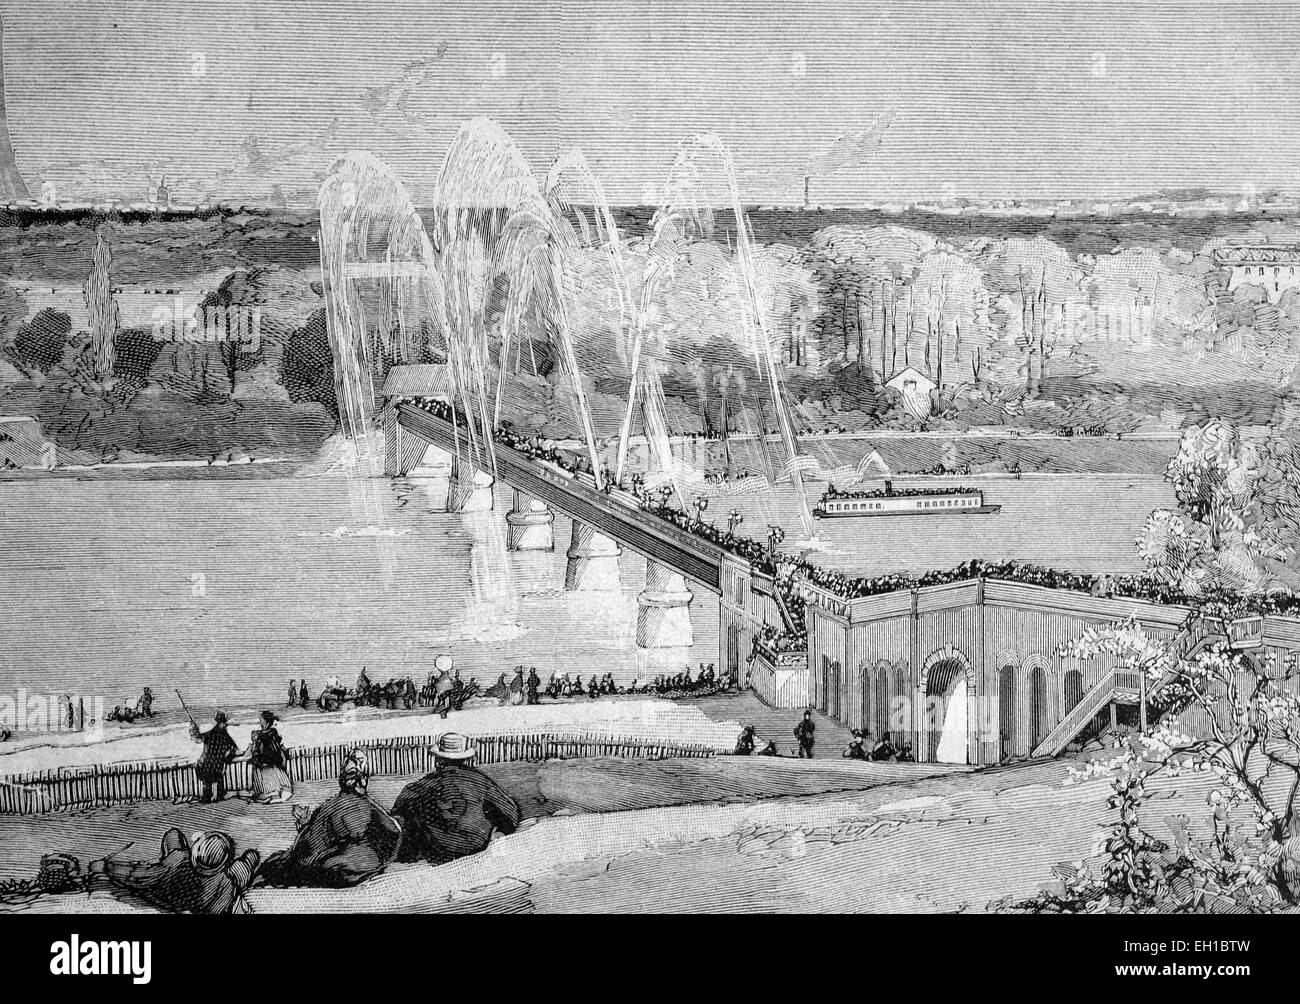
[998,663,1018,760]
[1029,664,1049,751]
[923,649,971,764]
[1063,669,1084,715]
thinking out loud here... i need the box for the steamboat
[813,480,1001,518]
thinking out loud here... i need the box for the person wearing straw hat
[90,828,260,915]
[392,732,521,865]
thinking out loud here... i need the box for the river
[0,471,1173,713]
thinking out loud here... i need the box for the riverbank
[2,747,1224,914]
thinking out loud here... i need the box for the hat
[260,710,276,724]
[213,711,229,725]
[433,732,477,760]
[189,832,235,875]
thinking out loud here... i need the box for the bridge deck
[395,402,730,592]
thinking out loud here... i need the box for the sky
[3,0,1299,207]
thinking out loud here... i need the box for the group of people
[842,729,915,762]
[106,687,156,724]
[537,663,733,702]
[190,709,293,804]
[732,713,916,762]
[731,710,818,758]
[90,732,521,914]
[543,671,617,699]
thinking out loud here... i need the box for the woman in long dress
[247,710,293,803]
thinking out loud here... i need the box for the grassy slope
[1,750,1220,914]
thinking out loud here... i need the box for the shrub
[11,308,72,373]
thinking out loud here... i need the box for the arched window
[998,662,1018,760]
[875,664,889,735]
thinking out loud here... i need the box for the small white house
[885,366,936,422]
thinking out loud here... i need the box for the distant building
[1213,246,1300,305]
[885,366,936,422]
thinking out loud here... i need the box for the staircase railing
[1031,669,1142,758]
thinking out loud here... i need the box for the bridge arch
[918,645,976,764]
[1022,653,1052,754]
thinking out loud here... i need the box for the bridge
[380,366,785,674]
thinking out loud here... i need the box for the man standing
[392,733,521,865]
[526,667,541,705]
[794,709,816,758]
[298,679,310,710]
[287,679,298,708]
[190,711,238,802]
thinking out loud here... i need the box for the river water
[0,471,1173,712]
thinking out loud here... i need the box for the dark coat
[262,789,402,888]
[102,829,259,915]
[794,718,816,744]
[249,727,287,771]
[193,724,238,782]
[392,763,521,865]
[734,732,756,756]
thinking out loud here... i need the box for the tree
[282,309,338,420]
[83,228,118,381]
[1007,616,1300,912]
[1136,420,1300,596]
[11,308,71,373]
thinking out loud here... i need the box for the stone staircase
[1031,611,1265,758]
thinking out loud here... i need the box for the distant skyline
[3,1,1298,207]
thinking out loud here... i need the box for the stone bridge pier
[505,490,554,551]
[564,521,622,591]
[636,559,694,648]
[384,407,494,513]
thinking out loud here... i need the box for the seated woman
[842,729,871,760]
[871,732,899,761]
[259,755,402,888]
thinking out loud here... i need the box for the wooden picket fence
[0,730,719,816]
